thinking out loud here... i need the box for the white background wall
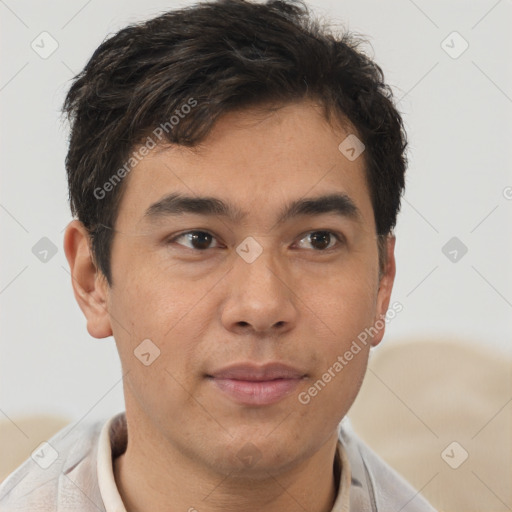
[1,0,511,424]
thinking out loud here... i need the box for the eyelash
[166,230,346,252]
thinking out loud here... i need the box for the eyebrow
[143,192,362,228]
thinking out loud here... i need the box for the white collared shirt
[0,412,437,511]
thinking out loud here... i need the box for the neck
[113,415,340,512]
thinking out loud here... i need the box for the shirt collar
[97,413,127,512]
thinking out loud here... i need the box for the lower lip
[209,377,303,406]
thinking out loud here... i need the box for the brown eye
[296,231,343,251]
[170,231,220,250]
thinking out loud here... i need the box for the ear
[63,220,113,339]
[370,235,396,348]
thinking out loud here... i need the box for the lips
[209,363,306,381]
[207,363,307,406]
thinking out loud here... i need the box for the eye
[166,229,344,252]
[169,230,222,250]
[295,230,344,251]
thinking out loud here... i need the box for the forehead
[114,101,374,232]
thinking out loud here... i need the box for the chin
[204,433,312,479]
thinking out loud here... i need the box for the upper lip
[208,363,307,381]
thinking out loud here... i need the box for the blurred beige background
[349,338,512,511]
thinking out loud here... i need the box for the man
[0,0,437,510]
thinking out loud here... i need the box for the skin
[64,99,396,512]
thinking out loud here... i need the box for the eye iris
[310,231,331,250]
[190,231,212,249]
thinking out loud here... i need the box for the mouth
[206,362,307,406]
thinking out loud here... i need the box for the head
[63,0,406,479]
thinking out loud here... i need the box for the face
[66,100,395,479]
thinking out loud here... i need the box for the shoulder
[338,419,438,512]
[0,417,108,512]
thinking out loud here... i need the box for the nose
[220,243,298,335]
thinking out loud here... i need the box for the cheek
[111,285,202,424]
[306,263,378,337]
[298,265,377,402]
[108,266,212,395]
[297,340,370,431]
[109,253,193,335]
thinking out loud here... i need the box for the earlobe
[370,235,397,348]
[63,220,113,339]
